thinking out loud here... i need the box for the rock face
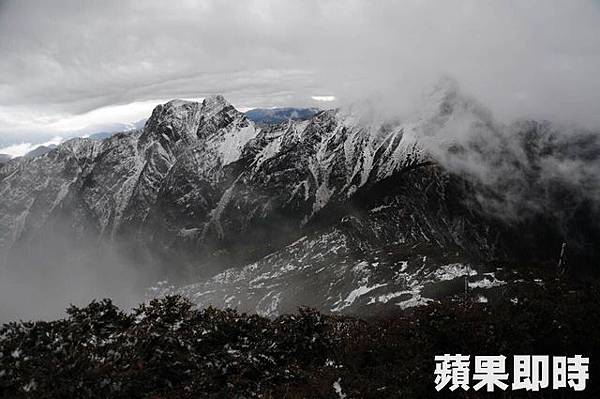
[1,86,599,316]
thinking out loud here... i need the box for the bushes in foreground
[0,296,329,398]
[1,278,599,398]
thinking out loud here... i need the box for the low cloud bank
[0,137,63,158]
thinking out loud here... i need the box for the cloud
[0,136,63,158]
[311,96,336,102]
[403,81,600,226]
[1,0,600,142]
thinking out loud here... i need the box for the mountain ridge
[245,107,320,124]
[1,87,598,317]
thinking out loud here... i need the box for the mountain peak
[140,99,203,149]
[201,95,234,115]
[203,94,227,105]
[164,99,199,108]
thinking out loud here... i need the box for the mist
[343,77,597,274]
[0,224,163,323]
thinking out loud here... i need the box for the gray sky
[1,0,600,146]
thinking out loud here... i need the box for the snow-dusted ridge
[2,84,598,317]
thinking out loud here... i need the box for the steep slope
[0,139,102,249]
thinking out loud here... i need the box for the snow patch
[333,378,346,399]
[434,263,474,281]
[331,283,387,312]
[468,275,506,289]
[219,125,257,165]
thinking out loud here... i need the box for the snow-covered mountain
[1,83,598,317]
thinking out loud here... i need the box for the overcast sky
[1,0,600,148]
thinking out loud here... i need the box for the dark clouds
[1,0,600,139]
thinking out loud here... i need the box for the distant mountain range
[244,107,319,124]
[86,119,148,141]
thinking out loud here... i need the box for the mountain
[23,144,58,159]
[1,86,598,318]
[87,132,119,141]
[245,107,319,124]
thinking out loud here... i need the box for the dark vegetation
[1,276,599,398]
